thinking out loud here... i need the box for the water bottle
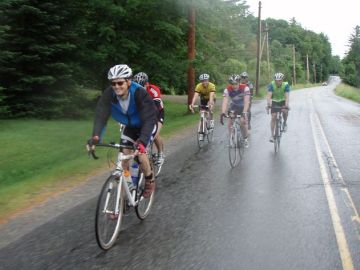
[130,160,139,187]
[123,169,133,189]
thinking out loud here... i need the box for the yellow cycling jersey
[195,82,216,100]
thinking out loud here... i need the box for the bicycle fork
[198,112,206,134]
[103,176,138,216]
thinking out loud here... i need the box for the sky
[244,0,359,59]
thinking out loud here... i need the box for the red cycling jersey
[145,83,163,110]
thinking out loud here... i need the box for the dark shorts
[229,104,244,116]
[200,97,216,110]
[271,101,285,114]
[157,109,164,125]
[120,124,158,149]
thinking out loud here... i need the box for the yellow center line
[310,112,354,270]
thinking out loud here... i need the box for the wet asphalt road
[0,78,359,270]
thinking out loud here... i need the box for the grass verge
[335,83,360,103]
[0,100,197,222]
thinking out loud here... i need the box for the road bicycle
[268,105,288,153]
[193,105,214,148]
[225,111,246,167]
[89,143,156,250]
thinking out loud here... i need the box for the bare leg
[270,113,276,136]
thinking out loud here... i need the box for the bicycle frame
[194,105,210,133]
[270,106,286,152]
[226,111,244,167]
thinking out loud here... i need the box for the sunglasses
[111,80,126,87]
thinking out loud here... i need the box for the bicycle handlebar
[88,142,135,160]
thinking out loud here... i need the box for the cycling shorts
[271,101,286,114]
[229,104,244,116]
[200,97,216,110]
[120,124,158,149]
[158,109,164,125]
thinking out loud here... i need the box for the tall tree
[341,26,360,87]
[0,0,86,117]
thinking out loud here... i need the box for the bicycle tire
[135,152,156,220]
[197,118,205,149]
[206,118,214,143]
[95,175,124,250]
[228,127,238,167]
[237,125,245,160]
[274,117,281,153]
[150,143,162,177]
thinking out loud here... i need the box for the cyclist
[133,72,165,166]
[189,73,216,137]
[87,64,158,198]
[240,71,254,131]
[266,72,290,142]
[220,74,251,147]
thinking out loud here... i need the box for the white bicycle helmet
[199,73,210,81]
[228,74,240,84]
[108,64,133,80]
[274,72,284,81]
[133,72,148,86]
[240,71,248,78]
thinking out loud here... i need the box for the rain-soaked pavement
[0,77,359,270]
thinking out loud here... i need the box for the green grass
[335,83,360,103]
[0,100,198,220]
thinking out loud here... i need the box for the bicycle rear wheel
[207,120,214,143]
[150,143,162,177]
[95,175,124,250]
[228,127,238,167]
[135,157,156,220]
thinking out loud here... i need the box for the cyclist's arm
[92,86,112,138]
[209,91,216,106]
[284,83,290,107]
[191,92,199,106]
[135,87,158,145]
[221,94,228,114]
[266,84,273,106]
[285,92,289,107]
[243,94,250,113]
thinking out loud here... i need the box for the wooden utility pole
[306,54,310,83]
[265,22,270,81]
[255,1,262,96]
[187,2,195,107]
[292,44,296,85]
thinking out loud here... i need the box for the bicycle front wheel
[95,175,124,250]
[135,172,156,220]
[228,127,238,167]
[274,119,281,153]
[237,128,245,160]
[197,118,205,148]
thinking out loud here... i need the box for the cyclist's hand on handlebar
[134,140,146,154]
[220,113,226,125]
[266,104,270,114]
[189,104,195,113]
[86,135,99,151]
